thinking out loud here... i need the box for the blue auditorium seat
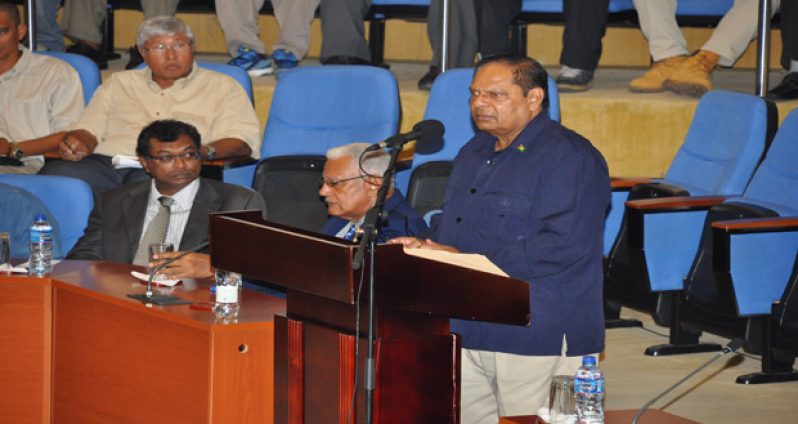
[604,90,777,327]
[36,51,101,105]
[0,175,93,256]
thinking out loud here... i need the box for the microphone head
[413,119,445,154]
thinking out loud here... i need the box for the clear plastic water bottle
[213,269,241,319]
[574,356,604,424]
[29,214,53,277]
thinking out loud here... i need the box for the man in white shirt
[40,16,262,196]
[0,2,83,174]
[68,120,266,279]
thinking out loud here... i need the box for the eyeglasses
[143,41,191,55]
[145,151,201,163]
[320,175,366,188]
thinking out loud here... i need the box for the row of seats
[604,91,798,384]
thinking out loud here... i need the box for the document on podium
[401,247,508,277]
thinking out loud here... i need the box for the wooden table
[0,261,285,424]
[500,409,700,424]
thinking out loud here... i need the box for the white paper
[112,155,143,169]
[401,247,508,277]
[130,270,181,287]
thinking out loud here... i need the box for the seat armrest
[611,177,654,189]
[712,216,798,234]
[625,195,729,212]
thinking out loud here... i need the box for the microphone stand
[352,145,403,424]
[127,241,209,305]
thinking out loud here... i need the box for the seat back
[741,108,798,216]
[395,68,559,194]
[36,51,101,104]
[260,66,399,158]
[252,155,328,232]
[0,175,93,255]
[406,161,452,220]
[663,90,773,196]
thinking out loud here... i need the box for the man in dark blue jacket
[319,142,427,242]
[391,55,610,422]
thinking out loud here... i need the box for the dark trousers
[38,155,150,200]
[781,0,798,69]
[560,0,610,71]
[475,0,522,57]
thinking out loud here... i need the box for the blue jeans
[36,0,64,52]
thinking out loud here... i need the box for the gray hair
[136,16,195,49]
[327,142,390,178]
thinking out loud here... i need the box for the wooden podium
[210,212,531,424]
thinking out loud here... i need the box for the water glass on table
[148,242,174,280]
[0,232,10,270]
[548,375,576,424]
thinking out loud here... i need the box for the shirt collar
[473,112,551,157]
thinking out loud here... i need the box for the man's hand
[0,138,11,156]
[59,133,92,161]
[387,237,460,253]
[149,251,213,279]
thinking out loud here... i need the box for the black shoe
[556,66,594,92]
[417,66,440,91]
[66,42,108,69]
[321,55,371,65]
[125,46,144,70]
[768,72,798,101]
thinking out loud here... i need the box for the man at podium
[391,55,610,423]
[68,119,266,279]
[319,142,428,241]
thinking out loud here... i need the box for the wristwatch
[9,142,23,159]
[205,145,217,161]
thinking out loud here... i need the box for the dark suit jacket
[68,178,266,262]
[319,190,428,242]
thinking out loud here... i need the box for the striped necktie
[133,196,174,265]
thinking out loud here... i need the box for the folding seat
[604,90,777,327]
[642,108,798,358]
[251,66,400,231]
[0,175,94,255]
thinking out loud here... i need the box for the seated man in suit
[40,16,262,196]
[68,119,266,279]
[319,142,428,241]
[0,1,83,174]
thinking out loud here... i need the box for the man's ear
[365,175,382,190]
[138,156,150,174]
[17,24,27,42]
[526,87,545,111]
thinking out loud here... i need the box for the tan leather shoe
[629,56,687,93]
[664,50,720,97]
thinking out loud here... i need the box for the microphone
[631,338,744,424]
[365,119,444,154]
[127,241,210,305]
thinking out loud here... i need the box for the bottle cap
[34,213,47,222]
[582,356,597,366]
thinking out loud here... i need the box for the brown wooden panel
[338,333,356,424]
[210,324,275,423]
[625,195,728,211]
[53,288,212,424]
[0,276,51,424]
[712,216,798,232]
[288,318,304,424]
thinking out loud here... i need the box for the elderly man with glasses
[39,16,261,197]
[68,119,266,279]
[318,142,428,242]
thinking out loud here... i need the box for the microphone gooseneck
[630,338,744,424]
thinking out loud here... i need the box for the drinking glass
[0,233,10,270]
[548,375,576,424]
[148,243,174,280]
